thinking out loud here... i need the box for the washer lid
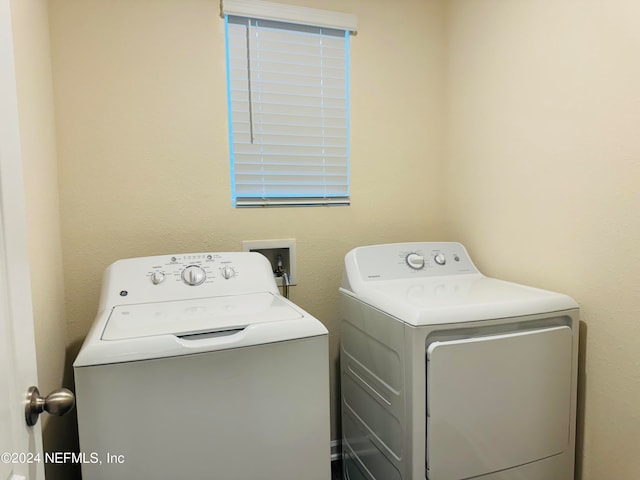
[342,275,578,326]
[75,292,327,367]
[102,292,301,341]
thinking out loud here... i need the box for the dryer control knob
[434,253,446,265]
[182,265,206,286]
[406,253,425,270]
[221,266,236,279]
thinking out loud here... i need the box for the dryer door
[426,326,572,480]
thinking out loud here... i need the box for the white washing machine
[74,251,330,480]
[340,242,579,480]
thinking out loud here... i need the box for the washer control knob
[434,253,446,266]
[150,271,165,285]
[182,265,206,286]
[221,266,236,280]
[406,253,425,270]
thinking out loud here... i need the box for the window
[222,0,357,207]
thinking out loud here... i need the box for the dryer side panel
[426,326,572,480]
[340,293,407,480]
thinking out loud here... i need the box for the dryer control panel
[346,242,479,282]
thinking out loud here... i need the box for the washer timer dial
[181,265,206,286]
[406,253,425,270]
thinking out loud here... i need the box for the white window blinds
[223,2,355,207]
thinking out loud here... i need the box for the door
[0,0,45,478]
[426,326,572,480]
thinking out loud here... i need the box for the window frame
[222,1,357,207]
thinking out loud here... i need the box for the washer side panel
[75,336,330,480]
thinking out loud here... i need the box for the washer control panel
[144,253,240,287]
[349,242,479,282]
[100,251,277,308]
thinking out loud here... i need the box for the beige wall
[18,0,640,477]
[444,1,640,479]
[9,1,73,479]
[47,0,446,447]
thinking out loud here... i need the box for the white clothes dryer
[340,242,578,480]
[74,252,330,480]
